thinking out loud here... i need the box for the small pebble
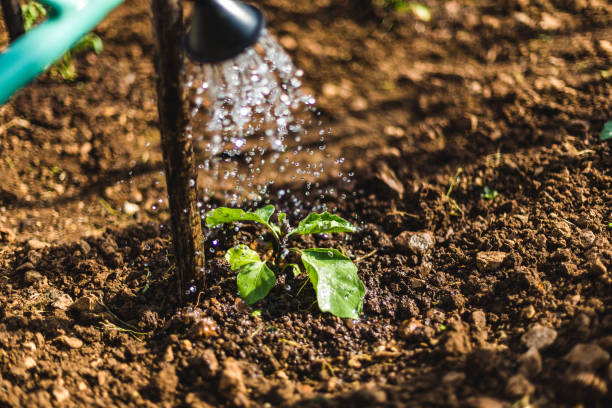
[23,357,36,370]
[471,310,486,330]
[521,323,557,350]
[397,318,435,341]
[52,385,70,403]
[123,201,140,215]
[70,295,101,312]
[24,270,43,284]
[505,374,534,397]
[27,239,48,250]
[476,251,507,272]
[59,336,84,349]
[564,343,610,371]
[394,231,435,256]
[518,347,542,377]
[51,294,74,311]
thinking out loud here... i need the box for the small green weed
[206,206,366,319]
[600,120,612,141]
[481,186,499,200]
[21,1,104,81]
[21,0,46,31]
[51,33,104,81]
[384,1,431,21]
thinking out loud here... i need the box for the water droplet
[181,29,349,218]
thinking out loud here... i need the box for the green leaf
[254,205,275,223]
[73,33,104,54]
[225,245,261,268]
[22,1,47,31]
[206,205,275,228]
[481,186,498,200]
[301,248,365,319]
[278,212,287,225]
[225,245,276,305]
[600,121,612,141]
[286,263,301,278]
[269,223,281,237]
[290,212,357,236]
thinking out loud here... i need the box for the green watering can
[0,0,123,105]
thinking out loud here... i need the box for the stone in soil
[394,231,435,256]
[505,374,534,398]
[397,318,435,342]
[58,336,83,349]
[52,384,70,403]
[23,270,44,284]
[444,329,473,355]
[51,293,73,310]
[188,318,218,338]
[564,343,610,371]
[27,239,48,250]
[518,347,542,377]
[23,357,36,370]
[70,295,101,313]
[471,310,487,331]
[476,251,507,272]
[521,324,557,350]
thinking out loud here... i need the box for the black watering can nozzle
[185,0,265,63]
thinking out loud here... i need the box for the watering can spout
[185,0,265,63]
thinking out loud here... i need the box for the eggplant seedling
[205,205,366,319]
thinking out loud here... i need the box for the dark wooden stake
[1,0,25,42]
[151,0,205,302]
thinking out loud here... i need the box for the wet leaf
[225,245,261,268]
[253,205,275,224]
[269,223,281,237]
[290,212,356,236]
[301,248,365,319]
[206,205,275,228]
[600,120,612,141]
[225,245,276,305]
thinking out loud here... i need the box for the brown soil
[2,0,612,407]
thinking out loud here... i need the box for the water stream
[184,29,352,219]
